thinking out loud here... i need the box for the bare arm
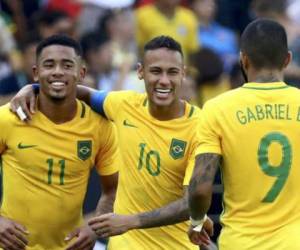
[188,153,221,220]
[88,189,190,237]
[76,85,96,106]
[135,187,189,229]
[95,173,119,215]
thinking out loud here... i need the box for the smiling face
[33,45,85,101]
[138,47,185,108]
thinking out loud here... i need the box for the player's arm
[187,153,221,245]
[9,84,108,120]
[95,173,118,215]
[88,187,212,243]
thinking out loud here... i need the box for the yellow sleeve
[95,121,119,176]
[0,105,10,154]
[195,101,222,156]
[183,140,199,185]
[183,114,202,186]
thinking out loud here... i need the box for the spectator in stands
[190,48,230,107]
[81,29,144,92]
[252,0,300,86]
[135,0,199,60]
[98,9,137,73]
[191,0,239,72]
[33,9,76,39]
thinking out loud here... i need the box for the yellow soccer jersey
[102,91,199,250]
[196,82,300,250]
[135,5,198,58]
[0,100,118,250]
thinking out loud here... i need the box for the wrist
[129,215,141,230]
[190,214,208,232]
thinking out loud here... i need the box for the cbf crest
[169,139,187,160]
[78,140,92,161]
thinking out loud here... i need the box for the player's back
[202,82,300,249]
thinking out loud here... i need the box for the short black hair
[144,36,183,58]
[36,34,82,58]
[190,48,223,85]
[241,18,288,69]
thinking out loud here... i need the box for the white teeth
[51,82,65,86]
[155,89,171,93]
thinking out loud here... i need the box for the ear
[32,65,39,82]
[283,51,292,68]
[79,65,87,82]
[137,62,144,80]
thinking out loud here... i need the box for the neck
[155,3,176,19]
[148,99,185,121]
[247,68,284,83]
[38,94,77,124]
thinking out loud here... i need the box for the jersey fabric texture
[196,82,300,250]
[135,5,198,57]
[0,100,118,250]
[93,90,200,250]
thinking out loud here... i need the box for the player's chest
[6,127,96,180]
[116,113,192,176]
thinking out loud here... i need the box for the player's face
[138,48,185,107]
[33,45,85,101]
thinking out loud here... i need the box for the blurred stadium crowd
[1,0,300,244]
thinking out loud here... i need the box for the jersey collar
[242,82,289,90]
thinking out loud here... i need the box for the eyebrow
[42,58,76,64]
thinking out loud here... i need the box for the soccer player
[0,35,119,250]
[187,18,300,249]
[10,36,213,250]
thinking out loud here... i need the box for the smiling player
[10,36,213,250]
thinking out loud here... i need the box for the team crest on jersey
[169,139,187,160]
[77,140,92,161]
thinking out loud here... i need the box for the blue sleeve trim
[32,83,39,95]
[90,90,108,118]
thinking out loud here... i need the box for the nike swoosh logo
[123,120,137,128]
[18,143,37,149]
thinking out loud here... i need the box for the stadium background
[0,0,299,246]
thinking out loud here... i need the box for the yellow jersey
[0,100,118,250]
[98,91,199,249]
[135,5,198,58]
[196,82,300,250]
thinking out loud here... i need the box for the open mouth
[154,88,172,98]
[49,81,67,91]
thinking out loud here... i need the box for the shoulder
[135,5,154,17]
[106,90,146,106]
[0,104,15,123]
[177,7,197,23]
[204,88,242,108]
[186,102,201,118]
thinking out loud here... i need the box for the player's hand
[65,225,97,250]
[10,84,37,121]
[0,216,29,250]
[88,213,137,238]
[188,217,214,246]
